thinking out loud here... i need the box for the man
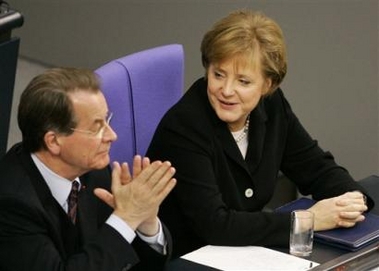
[0,67,176,271]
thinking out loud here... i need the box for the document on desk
[181,245,319,271]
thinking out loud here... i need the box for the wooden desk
[165,175,379,270]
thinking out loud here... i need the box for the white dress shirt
[31,154,166,254]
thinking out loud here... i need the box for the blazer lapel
[216,123,247,166]
[77,177,99,244]
[245,99,267,173]
[18,148,67,256]
[214,99,268,175]
[77,169,113,244]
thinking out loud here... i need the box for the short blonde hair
[201,9,287,94]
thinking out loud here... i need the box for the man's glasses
[70,112,113,138]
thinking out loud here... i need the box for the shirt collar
[31,153,81,211]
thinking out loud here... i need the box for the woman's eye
[214,71,223,78]
[239,79,250,85]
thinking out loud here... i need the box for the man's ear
[44,131,61,155]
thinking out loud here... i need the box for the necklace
[234,115,250,143]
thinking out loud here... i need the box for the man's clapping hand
[94,155,176,235]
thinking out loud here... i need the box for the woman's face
[207,57,271,131]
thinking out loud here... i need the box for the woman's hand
[308,191,367,231]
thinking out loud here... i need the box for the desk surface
[165,175,379,271]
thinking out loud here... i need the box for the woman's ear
[263,78,273,96]
[44,131,61,155]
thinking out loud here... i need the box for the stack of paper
[181,245,319,271]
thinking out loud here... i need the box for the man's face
[57,90,117,177]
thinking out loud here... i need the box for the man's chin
[92,155,111,170]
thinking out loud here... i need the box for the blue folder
[276,197,379,251]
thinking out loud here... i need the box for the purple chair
[95,44,184,164]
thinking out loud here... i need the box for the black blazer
[0,143,171,271]
[147,78,374,258]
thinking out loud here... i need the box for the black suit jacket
[0,143,171,271]
[147,78,374,258]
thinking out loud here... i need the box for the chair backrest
[95,44,184,164]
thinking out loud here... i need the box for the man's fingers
[142,157,150,169]
[129,161,176,204]
[134,160,164,183]
[132,155,142,178]
[156,178,177,202]
[94,188,115,208]
[120,162,131,185]
[111,161,122,192]
[149,165,176,193]
[145,161,174,186]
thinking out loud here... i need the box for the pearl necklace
[234,116,250,143]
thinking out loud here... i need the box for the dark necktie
[67,180,79,224]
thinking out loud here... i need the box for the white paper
[181,245,319,271]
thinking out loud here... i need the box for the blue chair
[95,44,184,164]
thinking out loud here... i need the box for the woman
[146,9,373,258]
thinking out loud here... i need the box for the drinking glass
[289,210,314,257]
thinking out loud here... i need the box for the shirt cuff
[106,214,136,243]
[137,219,167,254]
